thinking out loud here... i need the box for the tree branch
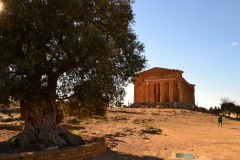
[48,63,80,91]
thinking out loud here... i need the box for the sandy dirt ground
[1,107,240,160]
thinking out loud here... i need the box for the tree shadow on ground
[230,127,240,130]
[92,149,164,160]
[0,126,22,131]
[0,141,18,154]
[108,110,142,114]
[0,106,20,114]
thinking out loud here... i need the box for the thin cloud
[232,42,239,46]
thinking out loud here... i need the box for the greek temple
[134,67,195,107]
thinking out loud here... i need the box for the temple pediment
[136,67,183,75]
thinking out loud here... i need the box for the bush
[197,107,208,113]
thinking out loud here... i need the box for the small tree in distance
[209,107,213,114]
[233,105,240,119]
[220,97,235,117]
[0,0,146,150]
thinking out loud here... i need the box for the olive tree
[0,0,146,150]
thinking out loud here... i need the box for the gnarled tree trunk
[13,97,83,151]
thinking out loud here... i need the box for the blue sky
[124,0,240,108]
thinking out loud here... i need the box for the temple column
[178,82,184,105]
[155,83,160,102]
[166,83,169,102]
[192,88,195,105]
[145,83,149,102]
[169,81,174,104]
[164,82,168,102]
[138,84,141,102]
[160,82,164,102]
[149,82,155,102]
[134,83,137,103]
[174,82,179,102]
[141,83,146,103]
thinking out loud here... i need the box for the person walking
[135,103,138,108]
[218,115,222,127]
[173,101,177,109]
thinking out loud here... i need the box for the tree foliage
[234,105,240,119]
[220,97,235,116]
[208,106,220,115]
[0,0,146,115]
[0,0,146,150]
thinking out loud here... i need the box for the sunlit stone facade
[134,67,195,107]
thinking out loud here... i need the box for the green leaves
[0,0,146,111]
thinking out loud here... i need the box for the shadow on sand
[92,149,164,160]
[108,110,142,115]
